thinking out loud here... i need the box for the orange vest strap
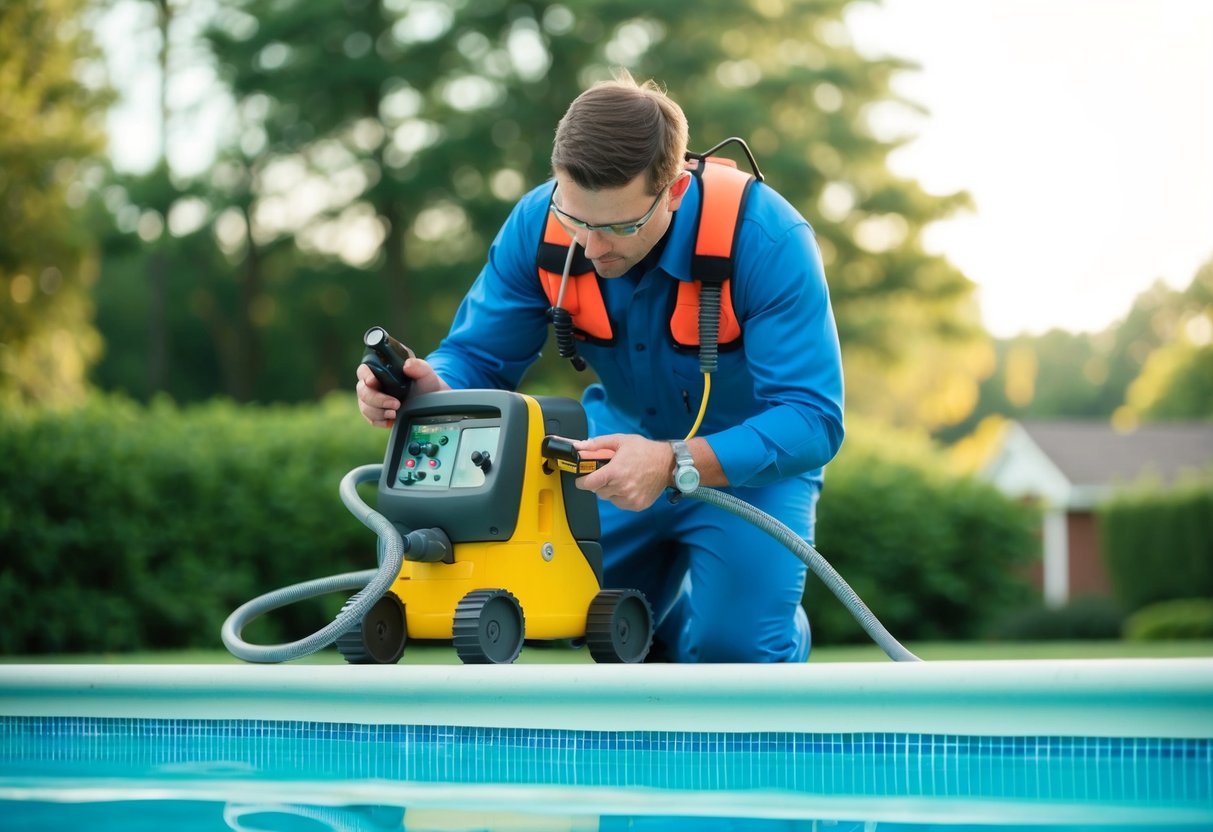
[537,211,614,343]
[670,279,742,347]
[669,159,752,348]
[536,156,753,351]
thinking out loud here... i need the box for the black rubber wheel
[452,589,525,664]
[586,588,653,663]
[336,593,407,664]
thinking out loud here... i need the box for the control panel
[393,415,500,490]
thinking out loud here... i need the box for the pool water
[2,715,1210,830]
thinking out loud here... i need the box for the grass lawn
[4,639,1211,665]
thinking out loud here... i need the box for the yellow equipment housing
[337,389,651,665]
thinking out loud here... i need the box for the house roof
[1018,420,1213,487]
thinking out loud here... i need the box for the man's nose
[581,229,610,258]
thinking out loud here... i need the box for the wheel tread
[336,593,406,665]
[586,588,653,663]
[452,588,525,664]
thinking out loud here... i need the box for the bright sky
[846,0,1213,337]
[98,0,1213,339]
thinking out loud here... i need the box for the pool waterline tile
[1,715,1210,808]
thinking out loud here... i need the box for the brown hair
[551,69,689,195]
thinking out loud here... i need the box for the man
[357,72,844,663]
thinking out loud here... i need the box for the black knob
[407,441,421,456]
[470,451,492,473]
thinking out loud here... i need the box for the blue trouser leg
[599,476,816,663]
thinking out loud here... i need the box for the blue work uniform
[427,174,845,662]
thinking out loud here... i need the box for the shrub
[0,402,1041,654]
[1099,474,1213,611]
[1123,598,1213,641]
[989,596,1126,641]
[806,420,1040,647]
[0,393,386,653]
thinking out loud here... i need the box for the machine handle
[541,435,614,475]
[362,326,415,400]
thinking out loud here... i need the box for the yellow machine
[222,324,915,665]
[335,389,653,665]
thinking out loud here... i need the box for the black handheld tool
[362,326,415,401]
[541,435,614,475]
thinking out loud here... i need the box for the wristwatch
[670,439,700,494]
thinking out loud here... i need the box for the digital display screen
[395,416,499,490]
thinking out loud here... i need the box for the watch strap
[670,439,700,493]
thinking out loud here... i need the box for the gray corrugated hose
[221,464,403,663]
[685,485,922,662]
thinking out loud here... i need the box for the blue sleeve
[705,199,845,487]
[425,187,553,390]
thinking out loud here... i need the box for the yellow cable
[683,372,711,440]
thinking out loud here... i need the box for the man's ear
[668,172,692,209]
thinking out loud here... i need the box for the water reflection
[3,799,1208,831]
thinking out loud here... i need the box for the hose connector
[403,527,454,563]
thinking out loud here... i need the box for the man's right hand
[356,357,449,428]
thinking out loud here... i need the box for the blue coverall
[427,173,845,662]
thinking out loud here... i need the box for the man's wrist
[669,439,700,493]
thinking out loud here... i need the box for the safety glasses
[549,180,671,238]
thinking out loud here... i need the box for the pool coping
[2,658,1210,738]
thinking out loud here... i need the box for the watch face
[675,465,700,493]
[670,440,698,493]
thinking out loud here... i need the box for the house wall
[1067,510,1112,597]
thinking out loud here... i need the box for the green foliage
[941,257,1213,442]
[0,0,111,407]
[807,419,1039,645]
[87,0,983,428]
[989,596,1126,642]
[1123,598,1213,641]
[0,394,386,653]
[1098,474,1213,613]
[2,401,1037,654]
[1127,341,1213,421]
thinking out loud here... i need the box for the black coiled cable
[549,306,587,371]
[698,282,722,373]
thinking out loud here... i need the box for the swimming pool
[2,659,1210,830]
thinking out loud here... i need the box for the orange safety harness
[537,139,763,373]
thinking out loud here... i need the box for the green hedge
[0,400,1040,654]
[0,395,386,653]
[987,596,1126,642]
[808,422,1040,645]
[1123,598,1213,641]
[1098,475,1213,612]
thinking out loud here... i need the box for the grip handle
[541,435,614,475]
[362,326,415,400]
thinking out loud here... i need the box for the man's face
[551,171,687,278]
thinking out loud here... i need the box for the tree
[91,0,984,419]
[1122,257,1213,422]
[942,254,1213,441]
[0,0,111,407]
[641,1,985,428]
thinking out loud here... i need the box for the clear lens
[549,181,669,238]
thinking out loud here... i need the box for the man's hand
[356,357,449,428]
[572,434,675,511]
